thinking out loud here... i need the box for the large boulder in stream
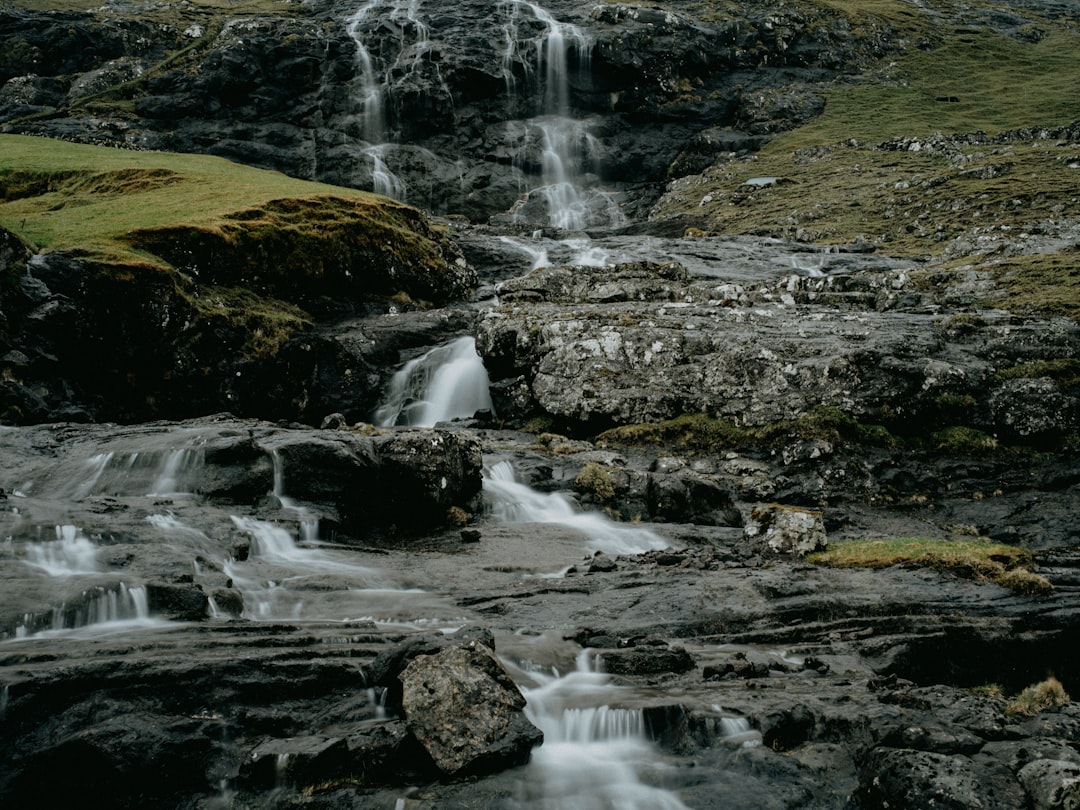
[399,639,543,777]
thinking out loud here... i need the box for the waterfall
[346,0,442,200]
[373,336,494,427]
[517,649,691,809]
[346,0,388,143]
[23,525,99,576]
[40,583,153,634]
[500,0,622,229]
[483,461,670,556]
[269,449,319,543]
[148,448,202,496]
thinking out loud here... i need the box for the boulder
[748,504,828,555]
[399,640,543,777]
[858,748,1014,810]
[1018,759,1080,810]
[371,429,484,531]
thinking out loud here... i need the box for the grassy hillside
[652,1,1080,318]
[0,134,375,267]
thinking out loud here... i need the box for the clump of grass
[1004,676,1070,717]
[597,407,898,454]
[445,506,470,527]
[993,358,1080,387]
[807,537,1053,594]
[930,426,998,455]
[574,462,617,502]
[971,683,1005,699]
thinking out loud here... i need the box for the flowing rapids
[374,336,495,427]
[483,460,671,556]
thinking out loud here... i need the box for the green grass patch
[597,407,899,453]
[980,248,1080,321]
[573,462,617,502]
[807,537,1054,594]
[993,358,1080,387]
[0,134,383,267]
[780,27,1080,151]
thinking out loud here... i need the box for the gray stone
[1018,759,1080,810]
[399,640,543,777]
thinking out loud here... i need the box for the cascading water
[512,647,691,809]
[483,460,671,556]
[23,525,99,576]
[346,0,448,201]
[500,0,622,229]
[374,336,494,427]
[13,583,155,638]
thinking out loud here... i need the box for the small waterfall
[713,705,763,748]
[23,525,99,576]
[54,443,204,499]
[269,450,319,543]
[374,336,494,427]
[346,0,388,143]
[346,0,443,200]
[73,452,114,499]
[483,461,670,556]
[518,649,690,809]
[148,448,202,496]
[31,583,154,635]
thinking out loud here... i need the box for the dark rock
[1017,758,1080,810]
[145,582,208,622]
[371,429,484,532]
[399,640,543,777]
[599,644,695,676]
[240,735,349,789]
[587,553,618,573]
[858,747,1017,810]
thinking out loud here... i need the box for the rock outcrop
[476,258,1080,443]
[399,639,543,777]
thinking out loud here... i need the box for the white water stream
[507,646,691,809]
[344,0,621,226]
[483,460,670,556]
[374,336,494,427]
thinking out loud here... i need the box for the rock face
[476,258,1080,442]
[0,0,893,222]
[399,640,543,777]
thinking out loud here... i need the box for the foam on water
[516,649,690,809]
[483,461,670,555]
[374,336,494,427]
[23,525,100,576]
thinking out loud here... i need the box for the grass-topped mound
[0,134,472,423]
[807,538,1054,595]
[0,135,471,314]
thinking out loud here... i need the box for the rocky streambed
[2,227,1079,809]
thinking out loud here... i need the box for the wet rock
[399,640,542,777]
[241,735,349,789]
[586,553,618,573]
[748,504,828,555]
[599,642,696,676]
[1017,758,1080,810]
[145,582,209,622]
